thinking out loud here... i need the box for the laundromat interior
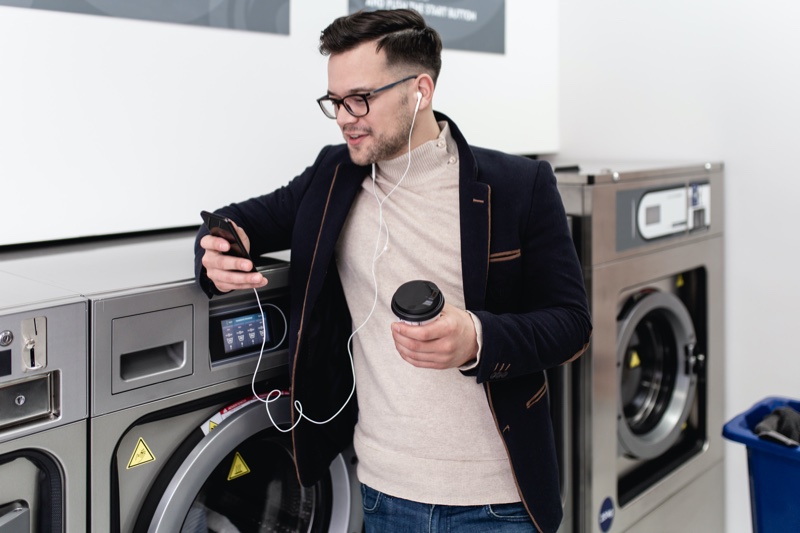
[1,1,798,532]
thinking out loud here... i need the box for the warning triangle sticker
[629,351,641,369]
[228,452,251,480]
[208,420,218,432]
[127,438,156,469]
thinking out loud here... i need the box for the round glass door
[181,431,329,532]
[617,291,698,460]
[143,397,358,533]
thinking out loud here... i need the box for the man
[195,9,591,533]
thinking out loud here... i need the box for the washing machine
[0,232,363,533]
[548,362,575,533]
[554,161,725,533]
[88,265,362,533]
[0,271,88,533]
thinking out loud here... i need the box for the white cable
[249,284,357,432]
[373,94,420,256]
[253,94,421,432]
[248,288,299,433]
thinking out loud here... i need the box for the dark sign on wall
[349,0,505,54]
[0,0,290,34]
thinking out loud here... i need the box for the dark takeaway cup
[391,280,445,326]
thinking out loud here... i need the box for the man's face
[326,42,415,166]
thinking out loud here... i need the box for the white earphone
[261,85,425,433]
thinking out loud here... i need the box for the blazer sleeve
[194,146,336,297]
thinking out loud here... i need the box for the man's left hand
[391,303,479,369]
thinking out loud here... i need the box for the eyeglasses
[317,75,418,119]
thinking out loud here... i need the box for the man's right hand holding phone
[200,222,268,293]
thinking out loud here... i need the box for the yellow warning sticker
[629,351,641,369]
[208,420,218,432]
[127,438,156,469]
[676,274,685,288]
[228,452,251,480]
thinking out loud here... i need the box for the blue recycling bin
[723,396,800,532]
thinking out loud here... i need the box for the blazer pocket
[486,249,522,308]
[525,381,548,409]
[489,249,521,263]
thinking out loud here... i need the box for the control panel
[0,300,87,442]
[637,183,711,240]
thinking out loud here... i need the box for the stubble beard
[346,96,414,166]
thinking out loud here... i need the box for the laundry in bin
[755,405,800,447]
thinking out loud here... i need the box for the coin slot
[0,373,54,430]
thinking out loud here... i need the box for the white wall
[0,4,341,246]
[559,1,800,531]
[0,0,558,247]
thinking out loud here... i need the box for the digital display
[221,313,270,355]
[645,205,661,226]
[208,291,288,364]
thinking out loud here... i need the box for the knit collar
[375,121,457,187]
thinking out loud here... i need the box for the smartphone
[200,210,252,261]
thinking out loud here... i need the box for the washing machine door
[616,291,699,460]
[139,396,361,533]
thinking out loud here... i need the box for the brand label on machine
[200,391,290,436]
[599,497,615,532]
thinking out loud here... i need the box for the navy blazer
[195,112,591,533]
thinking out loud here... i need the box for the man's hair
[319,9,442,85]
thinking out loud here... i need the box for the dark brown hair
[319,9,442,84]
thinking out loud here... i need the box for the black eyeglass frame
[316,75,419,119]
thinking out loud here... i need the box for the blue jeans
[361,484,537,533]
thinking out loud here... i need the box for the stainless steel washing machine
[88,264,362,533]
[0,232,363,533]
[0,272,88,533]
[549,363,575,533]
[554,161,725,533]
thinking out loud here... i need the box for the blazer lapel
[300,161,368,317]
[436,110,491,312]
[460,175,490,311]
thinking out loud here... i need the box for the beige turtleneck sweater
[334,122,520,505]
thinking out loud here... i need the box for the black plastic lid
[390,280,445,322]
